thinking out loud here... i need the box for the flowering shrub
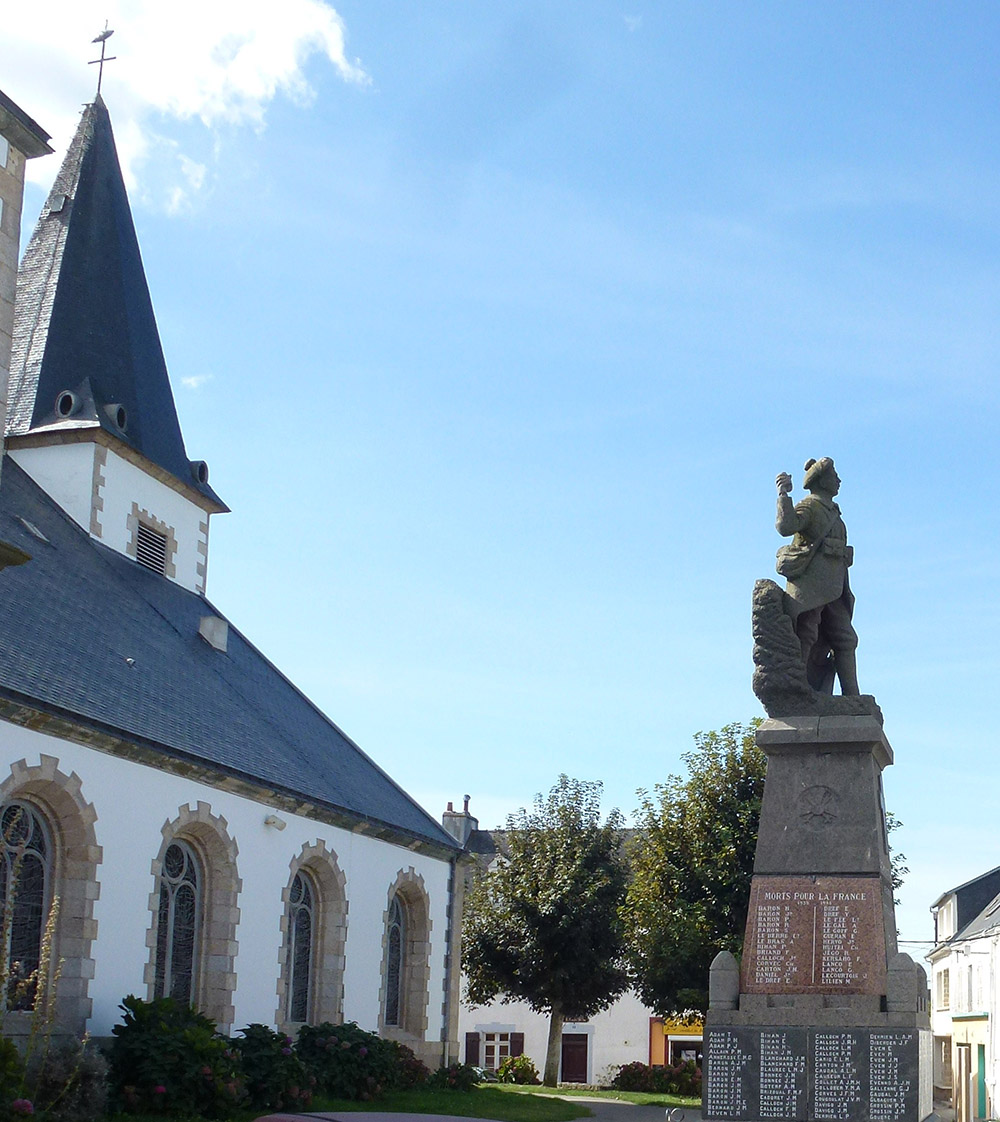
[24,1037,108,1122]
[109,995,246,1117]
[295,1021,400,1100]
[427,1062,480,1092]
[609,1059,701,1096]
[231,1024,312,1110]
[496,1053,540,1085]
[388,1041,429,1089]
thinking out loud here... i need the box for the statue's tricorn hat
[803,457,835,489]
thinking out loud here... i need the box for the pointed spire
[7,97,224,508]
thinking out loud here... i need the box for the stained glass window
[384,895,404,1026]
[1,802,50,1009]
[153,840,200,1003]
[287,871,315,1022]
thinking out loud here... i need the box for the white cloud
[624,15,642,32]
[181,374,213,390]
[1,0,368,206]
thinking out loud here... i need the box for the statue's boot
[835,649,860,695]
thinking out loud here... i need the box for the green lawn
[307,1086,593,1120]
[106,1086,593,1122]
[101,1082,704,1122]
[491,1084,701,1109]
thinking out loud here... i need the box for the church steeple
[5,98,226,595]
[7,96,224,509]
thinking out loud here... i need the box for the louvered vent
[135,522,168,574]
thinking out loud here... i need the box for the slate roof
[0,458,457,852]
[7,97,224,509]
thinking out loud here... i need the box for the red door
[561,1033,588,1083]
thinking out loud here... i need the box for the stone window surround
[144,802,240,1031]
[89,444,106,538]
[377,868,431,1046]
[275,839,349,1033]
[126,502,178,579]
[0,754,102,1037]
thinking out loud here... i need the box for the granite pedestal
[703,716,933,1122]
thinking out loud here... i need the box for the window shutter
[511,1032,524,1057]
[465,1032,480,1065]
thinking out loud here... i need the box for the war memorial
[702,458,934,1122]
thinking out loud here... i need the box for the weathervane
[89,23,116,95]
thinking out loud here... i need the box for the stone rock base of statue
[702,716,935,1122]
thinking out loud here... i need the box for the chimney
[442,794,478,847]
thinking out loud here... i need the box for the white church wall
[9,442,95,532]
[97,446,209,592]
[0,722,452,1043]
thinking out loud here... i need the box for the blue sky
[5,2,1000,948]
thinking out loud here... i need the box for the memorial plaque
[868,1031,919,1122]
[811,1031,864,1121]
[704,1027,756,1120]
[741,875,887,994]
[703,1027,920,1122]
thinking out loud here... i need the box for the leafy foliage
[463,776,628,1084]
[108,995,245,1117]
[624,723,766,1013]
[427,1062,480,1091]
[0,1036,25,1113]
[295,1020,424,1101]
[464,775,628,1017]
[497,1054,540,1084]
[23,1037,108,1122]
[231,1023,312,1111]
[609,1060,701,1096]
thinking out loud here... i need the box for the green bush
[609,1059,701,1096]
[109,995,245,1117]
[427,1062,480,1091]
[24,1036,109,1122]
[0,1035,26,1113]
[295,1021,398,1100]
[231,1024,312,1111]
[387,1041,429,1089]
[496,1053,540,1084]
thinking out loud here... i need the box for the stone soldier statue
[774,457,859,696]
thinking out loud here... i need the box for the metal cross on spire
[89,23,117,95]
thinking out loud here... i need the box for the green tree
[624,721,908,1014]
[623,722,767,1015]
[463,776,628,1086]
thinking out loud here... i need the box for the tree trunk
[543,1006,565,1087]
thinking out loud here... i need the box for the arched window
[286,871,315,1022]
[0,801,51,1009]
[380,870,431,1043]
[384,894,405,1027]
[275,843,348,1032]
[153,840,201,1003]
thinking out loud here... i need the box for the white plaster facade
[459,990,656,1085]
[10,438,213,593]
[928,872,1000,1122]
[1,720,455,1048]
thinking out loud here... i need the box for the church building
[0,92,462,1065]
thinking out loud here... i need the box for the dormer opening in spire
[5,97,227,595]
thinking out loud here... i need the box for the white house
[928,865,1000,1122]
[0,92,463,1067]
[441,799,703,1085]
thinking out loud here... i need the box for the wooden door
[561,1033,588,1083]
